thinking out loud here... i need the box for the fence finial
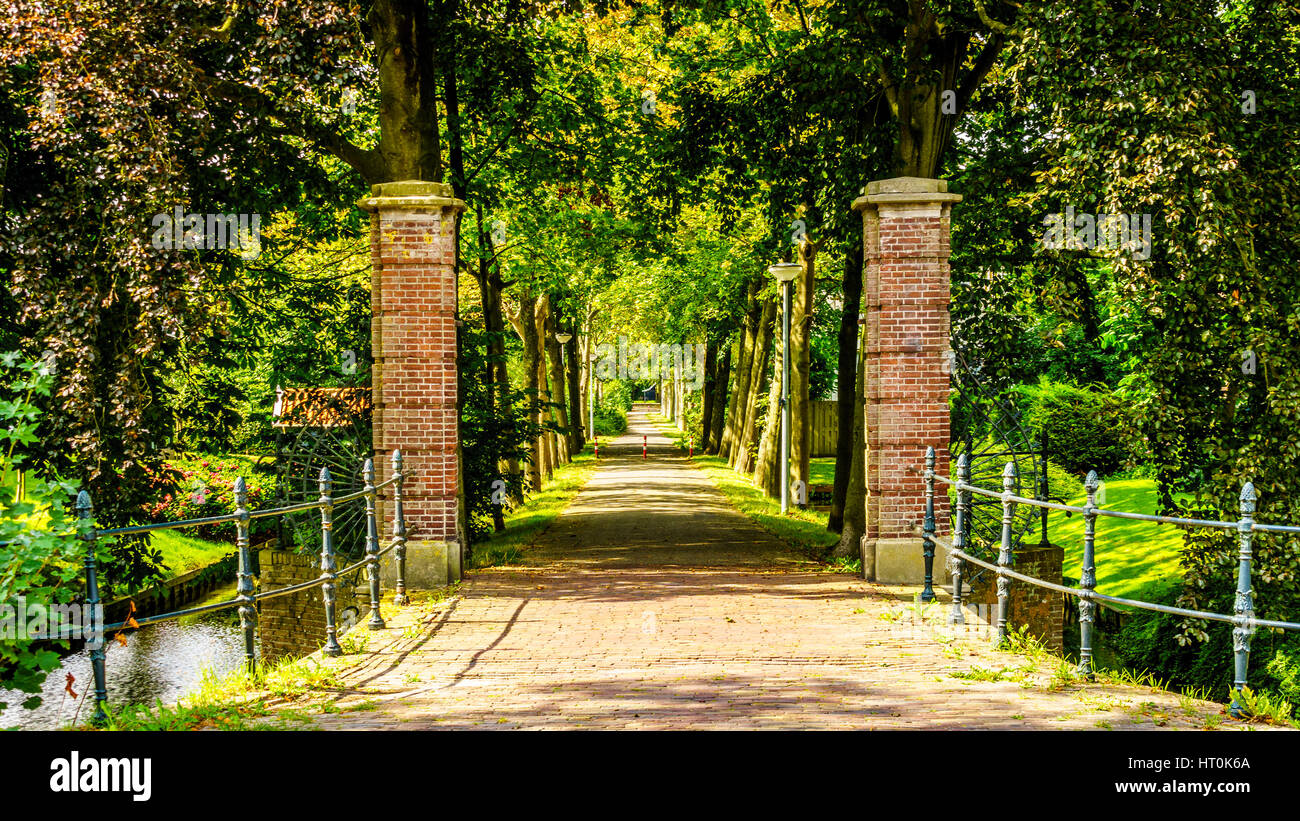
[76,489,93,516]
[1240,481,1256,514]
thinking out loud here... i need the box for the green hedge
[593,405,627,436]
[1115,591,1300,714]
[146,455,276,543]
[1015,380,1130,477]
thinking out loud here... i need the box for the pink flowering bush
[146,456,276,543]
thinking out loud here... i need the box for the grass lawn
[469,452,597,567]
[1045,477,1185,603]
[809,457,835,486]
[151,530,234,579]
[649,415,841,562]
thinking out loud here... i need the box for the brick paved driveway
[294,406,1253,730]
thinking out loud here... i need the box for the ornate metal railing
[33,450,412,726]
[916,446,1300,718]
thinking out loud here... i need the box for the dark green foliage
[459,324,533,546]
[1115,592,1300,713]
[594,404,628,436]
[600,381,635,413]
[1015,381,1130,477]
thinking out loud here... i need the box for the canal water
[0,582,248,730]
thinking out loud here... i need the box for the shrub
[1,351,98,709]
[593,404,627,436]
[1113,592,1300,716]
[1016,380,1131,476]
[601,380,635,412]
[146,455,276,543]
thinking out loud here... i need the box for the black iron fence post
[392,449,409,606]
[318,467,343,657]
[1230,482,1256,718]
[363,458,385,630]
[233,477,258,673]
[77,490,109,725]
[922,446,936,603]
[1078,470,1099,679]
[949,453,969,626]
[996,462,1017,646]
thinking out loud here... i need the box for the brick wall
[964,543,1066,653]
[855,179,961,549]
[359,181,466,547]
[258,546,368,662]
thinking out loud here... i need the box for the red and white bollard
[594,433,599,459]
[642,434,647,460]
[688,436,693,458]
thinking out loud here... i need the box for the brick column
[852,178,959,584]
[357,181,466,588]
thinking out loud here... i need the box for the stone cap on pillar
[357,180,467,214]
[852,176,962,211]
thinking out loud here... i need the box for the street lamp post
[769,262,800,515]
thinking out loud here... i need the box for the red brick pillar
[853,178,959,584]
[358,181,466,587]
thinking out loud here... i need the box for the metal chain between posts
[928,444,1297,719]
[45,452,410,724]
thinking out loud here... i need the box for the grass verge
[469,452,597,568]
[151,530,233,579]
[1044,477,1183,602]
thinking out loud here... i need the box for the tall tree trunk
[754,338,783,496]
[535,296,555,478]
[723,280,760,464]
[545,304,571,465]
[368,0,443,181]
[511,294,544,493]
[565,332,583,453]
[472,205,509,530]
[790,239,815,507]
[835,328,867,560]
[699,338,717,450]
[736,298,776,475]
[706,342,730,454]
[442,14,469,557]
[829,240,864,532]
